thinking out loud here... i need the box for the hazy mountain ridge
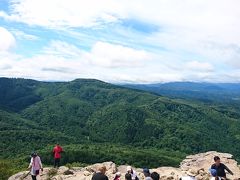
[122,82,240,103]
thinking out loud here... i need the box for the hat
[209,169,217,177]
[143,168,150,174]
[127,166,132,171]
[186,169,197,177]
[116,172,121,176]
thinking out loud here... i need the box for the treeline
[39,144,184,168]
[0,143,185,179]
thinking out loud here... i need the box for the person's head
[214,156,221,165]
[98,165,107,175]
[116,172,121,177]
[114,172,121,180]
[151,172,160,180]
[125,173,132,180]
[56,143,59,147]
[186,169,197,177]
[209,169,217,177]
[143,168,151,177]
[127,166,132,173]
[31,152,37,158]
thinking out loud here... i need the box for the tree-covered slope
[0,109,76,158]
[1,78,240,164]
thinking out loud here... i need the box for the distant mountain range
[122,82,240,103]
[1,78,240,171]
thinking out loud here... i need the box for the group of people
[92,165,160,180]
[28,144,63,180]
[27,144,234,180]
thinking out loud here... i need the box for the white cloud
[11,30,39,40]
[0,0,124,28]
[2,0,239,66]
[0,40,151,81]
[1,0,240,82]
[0,39,238,83]
[185,61,214,72]
[0,27,16,51]
[2,0,239,34]
[43,40,84,58]
[84,41,151,68]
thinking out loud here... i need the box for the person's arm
[28,158,33,169]
[38,156,43,171]
[52,148,55,156]
[60,146,64,153]
[224,164,233,175]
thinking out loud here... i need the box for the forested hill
[1,77,240,171]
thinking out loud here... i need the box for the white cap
[116,172,121,176]
[127,166,132,171]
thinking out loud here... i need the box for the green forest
[1,78,240,178]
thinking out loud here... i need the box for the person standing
[143,168,152,180]
[211,156,233,179]
[92,165,109,180]
[125,173,132,180]
[127,166,139,180]
[151,172,160,180]
[53,143,63,168]
[113,172,121,180]
[28,152,43,180]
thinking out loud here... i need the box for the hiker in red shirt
[53,144,63,168]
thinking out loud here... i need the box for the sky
[0,0,240,83]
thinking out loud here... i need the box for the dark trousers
[54,158,60,168]
[31,175,37,180]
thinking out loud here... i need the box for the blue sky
[0,0,240,83]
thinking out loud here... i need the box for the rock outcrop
[180,151,240,180]
[9,151,240,180]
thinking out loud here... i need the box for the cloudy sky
[0,0,240,83]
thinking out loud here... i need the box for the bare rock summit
[9,151,240,180]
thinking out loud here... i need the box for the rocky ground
[9,151,240,180]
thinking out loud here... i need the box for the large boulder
[180,151,240,179]
[150,167,182,180]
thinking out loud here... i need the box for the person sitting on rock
[180,169,197,180]
[211,156,233,179]
[113,172,121,180]
[125,173,132,180]
[210,169,221,180]
[127,166,139,180]
[143,168,152,180]
[28,152,43,180]
[151,172,160,180]
[92,165,109,180]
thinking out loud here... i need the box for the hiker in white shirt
[28,152,43,180]
[127,166,139,180]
